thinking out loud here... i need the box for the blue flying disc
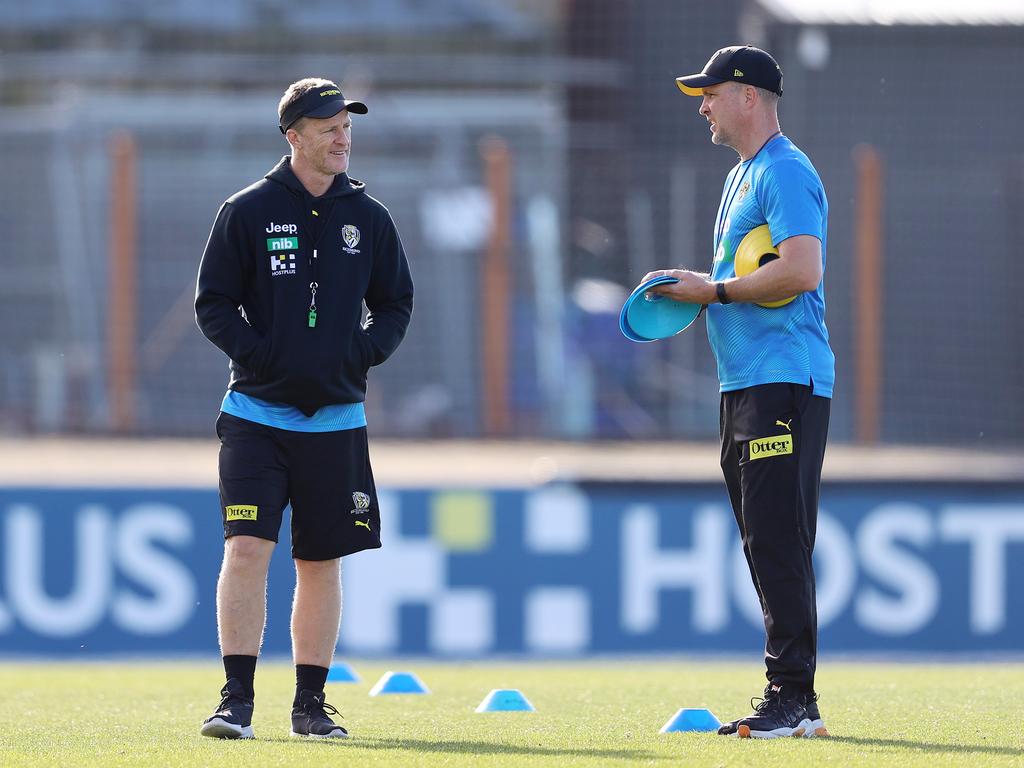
[619,276,703,342]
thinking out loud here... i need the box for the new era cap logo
[734,69,744,77]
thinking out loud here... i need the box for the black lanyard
[288,192,339,328]
[713,131,782,256]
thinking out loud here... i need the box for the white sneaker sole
[798,718,830,737]
[737,723,797,739]
[736,719,829,739]
[289,729,349,740]
[200,718,254,739]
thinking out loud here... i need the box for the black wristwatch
[715,282,732,305]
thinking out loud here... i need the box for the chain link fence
[0,2,1021,445]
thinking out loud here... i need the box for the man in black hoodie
[195,78,413,740]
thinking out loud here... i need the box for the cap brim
[675,74,725,96]
[303,98,369,119]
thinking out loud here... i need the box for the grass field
[1,660,1020,767]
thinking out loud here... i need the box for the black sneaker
[200,678,254,739]
[736,683,807,739]
[717,716,743,736]
[717,683,772,736]
[799,691,830,738]
[290,689,349,739]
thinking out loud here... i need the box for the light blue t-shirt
[706,134,835,398]
[221,391,366,432]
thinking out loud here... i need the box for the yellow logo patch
[749,434,793,460]
[225,505,258,521]
[733,68,744,77]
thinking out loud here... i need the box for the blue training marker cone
[368,671,430,696]
[326,661,359,683]
[475,689,536,713]
[660,708,721,733]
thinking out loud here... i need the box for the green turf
[0,660,1020,767]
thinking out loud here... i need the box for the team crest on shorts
[342,224,361,254]
[350,491,371,514]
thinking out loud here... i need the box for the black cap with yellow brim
[279,84,368,134]
[676,45,784,97]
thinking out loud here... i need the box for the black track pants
[720,383,831,690]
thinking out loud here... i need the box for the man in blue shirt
[644,45,834,739]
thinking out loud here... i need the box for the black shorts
[216,411,382,560]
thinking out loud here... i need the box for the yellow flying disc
[734,224,795,308]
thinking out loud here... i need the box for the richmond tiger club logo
[342,224,361,254]
[350,491,371,515]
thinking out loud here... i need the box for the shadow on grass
[260,735,664,760]
[828,735,1023,758]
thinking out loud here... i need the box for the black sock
[294,664,329,706]
[223,654,257,699]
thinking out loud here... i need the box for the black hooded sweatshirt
[195,157,413,416]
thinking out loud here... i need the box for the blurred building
[0,0,1020,444]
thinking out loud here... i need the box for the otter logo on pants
[748,434,793,460]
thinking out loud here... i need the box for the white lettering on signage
[621,504,729,634]
[855,504,939,635]
[941,506,1024,634]
[2,493,1022,651]
[111,504,195,635]
[621,501,1023,642]
[5,504,111,636]
[0,503,195,638]
[729,510,857,630]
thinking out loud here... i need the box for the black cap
[279,83,368,134]
[676,45,783,97]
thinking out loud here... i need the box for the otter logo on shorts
[226,504,258,521]
[748,434,793,460]
[350,491,371,515]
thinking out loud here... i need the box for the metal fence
[0,2,1021,445]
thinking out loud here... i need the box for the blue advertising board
[0,482,1022,656]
